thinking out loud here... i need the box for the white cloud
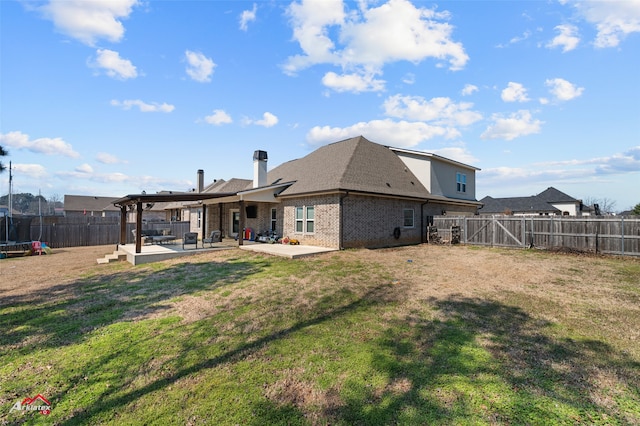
[501,82,530,102]
[284,0,468,92]
[306,118,459,147]
[75,163,94,174]
[594,146,640,174]
[541,146,640,174]
[321,71,385,93]
[39,0,139,46]
[572,0,640,48]
[283,0,345,73]
[481,110,543,141]
[431,146,479,166]
[96,152,124,164]
[383,95,482,127]
[480,146,640,194]
[185,50,216,83]
[110,99,175,112]
[204,109,233,125]
[402,73,416,85]
[545,78,584,101]
[12,163,48,179]
[254,112,279,127]
[461,84,478,96]
[239,3,257,31]
[547,24,580,52]
[0,131,80,158]
[91,49,138,79]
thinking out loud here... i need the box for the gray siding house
[194,136,482,249]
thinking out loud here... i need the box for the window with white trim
[403,209,414,228]
[295,206,315,234]
[306,206,315,233]
[456,172,467,193]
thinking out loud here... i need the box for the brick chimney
[253,150,267,188]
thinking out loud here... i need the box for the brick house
[193,136,481,249]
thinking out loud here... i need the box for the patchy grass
[1,246,639,425]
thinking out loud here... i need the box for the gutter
[420,200,429,244]
[339,191,349,250]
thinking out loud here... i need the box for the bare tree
[583,197,618,215]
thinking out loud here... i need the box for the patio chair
[203,230,222,247]
[182,232,199,250]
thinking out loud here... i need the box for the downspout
[420,200,429,244]
[218,203,223,235]
[339,191,349,250]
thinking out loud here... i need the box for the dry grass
[1,244,639,425]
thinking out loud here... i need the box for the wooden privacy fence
[432,216,640,257]
[23,217,191,248]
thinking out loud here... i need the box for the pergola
[113,192,238,253]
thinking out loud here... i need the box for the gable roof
[265,136,430,199]
[64,195,120,212]
[537,187,579,203]
[208,178,252,194]
[479,186,581,214]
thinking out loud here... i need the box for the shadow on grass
[331,297,640,425]
[0,257,265,356]
[54,284,395,425]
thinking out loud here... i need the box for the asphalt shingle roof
[264,136,430,199]
[479,195,561,214]
[64,195,120,212]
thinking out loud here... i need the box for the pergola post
[238,199,245,246]
[119,206,127,245]
[135,201,143,253]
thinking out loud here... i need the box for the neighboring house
[63,195,121,218]
[190,136,482,249]
[478,187,589,216]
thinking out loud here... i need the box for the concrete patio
[98,239,337,265]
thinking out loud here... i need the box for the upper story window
[456,172,467,193]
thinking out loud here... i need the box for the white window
[456,172,467,193]
[306,206,315,233]
[295,206,315,234]
[403,209,414,228]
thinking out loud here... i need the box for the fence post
[492,215,496,247]
[621,217,625,256]
[464,216,468,244]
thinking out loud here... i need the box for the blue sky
[1,0,639,210]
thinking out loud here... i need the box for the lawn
[1,245,639,425]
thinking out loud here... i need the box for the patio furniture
[182,232,199,250]
[133,229,176,245]
[203,230,222,247]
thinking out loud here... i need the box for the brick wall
[201,195,478,248]
[281,195,341,248]
[342,195,424,248]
